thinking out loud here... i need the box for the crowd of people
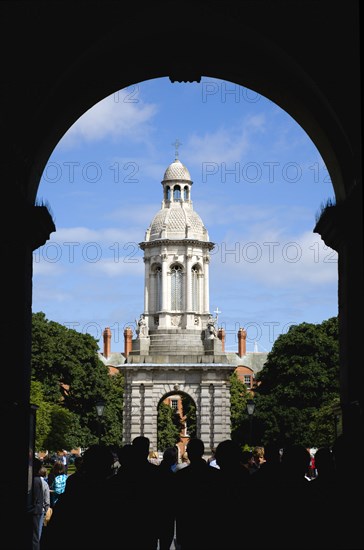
[33,434,363,550]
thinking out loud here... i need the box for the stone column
[161,253,168,311]
[203,255,210,313]
[199,382,211,450]
[314,192,363,441]
[143,257,150,314]
[220,380,232,441]
[212,382,222,446]
[142,382,155,448]
[122,380,132,444]
[186,253,192,311]
[130,382,142,440]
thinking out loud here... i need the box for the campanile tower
[121,152,236,451]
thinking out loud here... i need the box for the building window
[183,186,189,200]
[166,186,171,200]
[191,266,199,311]
[244,375,251,388]
[171,399,178,411]
[171,265,183,310]
[173,185,181,200]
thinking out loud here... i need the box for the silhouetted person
[215,439,251,483]
[157,447,179,550]
[254,444,334,549]
[250,441,282,489]
[64,454,84,494]
[207,446,218,467]
[251,445,266,473]
[117,442,135,470]
[47,461,67,507]
[159,445,178,474]
[174,438,226,549]
[41,444,115,550]
[215,439,252,548]
[310,446,335,495]
[241,449,255,473]
[106,437,160,549]
[32,458,44,550]
[39,465,50,537]
[174,451,189,471]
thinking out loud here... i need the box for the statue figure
[135,314,148,338]
[205,314,217,339]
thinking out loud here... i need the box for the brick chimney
[238,327,247,357]
[103,327,112,359]
[124,327,133,357]
[217,327,225,352]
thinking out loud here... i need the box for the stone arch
[15,8,359,445]
[2,4,361,547]
[156,383,199,408]
[122,368,234,452]
[20,10,359,438]
[23,6,356,206]
[157,388,197,454]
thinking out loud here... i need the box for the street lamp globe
[247,399,255,416]
[95,400,105,417]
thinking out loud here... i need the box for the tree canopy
[253,316,340,447]
[157,402,181,451]
[31,312,123,451]
[229,371,250,447]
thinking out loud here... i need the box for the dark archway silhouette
[1,3,362,549]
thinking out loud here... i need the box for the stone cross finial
[172,138,182,159]
[214,307,221,325]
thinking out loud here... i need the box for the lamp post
[334,414,340,441]
[95,400,105,445]
[246,398,255,448]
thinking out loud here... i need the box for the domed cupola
[163,158,192,183]
[138,151,215,334]
[144,156,209,242]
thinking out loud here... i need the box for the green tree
[229,371,249,447]
[31,312,124,449]
[254,317,340,447]
[157,402,180,451]
[182,394,197,438]
[30,379,52,451]
[43,405,82,451]
[309,396,342,447]
[100,371,124,447]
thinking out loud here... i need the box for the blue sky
[33,76,338,354]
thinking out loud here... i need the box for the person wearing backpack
[48,461,68,507]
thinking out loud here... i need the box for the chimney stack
[124,327,133,357]
[238,327,247,357]
[103,327,112,359]
[217,327,225,352]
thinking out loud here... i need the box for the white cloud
[32,258,65,276]
[44,226,144,246]
[83,257,144,277]
[183,116,266,167]
[211,229,338,287]
[60,92,158,147]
